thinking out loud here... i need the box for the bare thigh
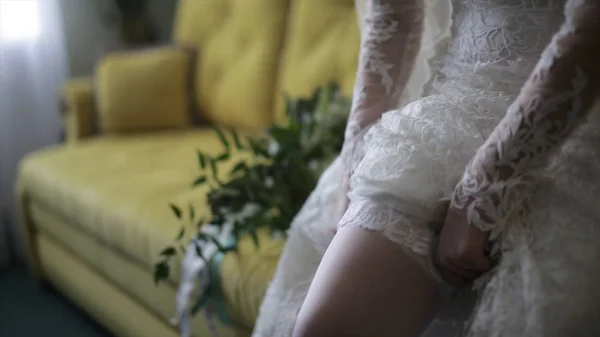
[293,225,442,337]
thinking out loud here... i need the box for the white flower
[264,177,274,188]
[268,141,280,156]
[271,231,286,240]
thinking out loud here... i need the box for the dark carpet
[0,265,113,337]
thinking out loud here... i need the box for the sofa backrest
[172,0,290,130]
[274,0,360,123]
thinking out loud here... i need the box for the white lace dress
[254,0,600,336]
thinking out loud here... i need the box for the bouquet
[154,83,351,330]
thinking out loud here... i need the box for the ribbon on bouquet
[171,204,262,337]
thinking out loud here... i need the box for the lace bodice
[449,0,600,241]
[436,0,566,134]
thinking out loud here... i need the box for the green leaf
[284,93,297,122]
[197,151,207,169]
[216,152,230,162]
[232,221,241,241]
[196,217,206,229]
[210,237,224,252]
[317,83,331,115]
[219,245,237,254]
[169,203,182,220]
[154,261,170,285]
[230,129,244,150]
[248,139,269,158]
[230,162,247,175]
[176,227,185,240]
[197,232,208,241]
[193,243,208,264]
[209,158,218,177]
[250,229,260,250]
[213,128,230,150]
[194,243,203,257]
[160,246,176,257]
[309,86,322,108]
[269,126,297,149]
[192,175,207,187]
[190,286,211,315]
[189,204,195,222]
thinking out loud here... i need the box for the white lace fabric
[343,0,600,336]
[344,0,567,258]
[252,159,341,337]
[452,0,600,243]
[254,1,453,335]
[345,0,424,141]
[255,0,600,336]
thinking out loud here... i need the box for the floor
[0,264,113,337]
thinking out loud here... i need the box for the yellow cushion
[275,0,359,123]
[173,0,289,130]
[96,46,196,133]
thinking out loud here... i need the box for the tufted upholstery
[173,0,290,130]
[275,0,360,123]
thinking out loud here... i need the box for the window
[0,0,41,42]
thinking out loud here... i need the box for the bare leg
[293,225,442,337]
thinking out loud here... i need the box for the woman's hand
[434,201,493,289]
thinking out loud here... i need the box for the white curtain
[0,0,68,270]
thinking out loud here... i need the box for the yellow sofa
[16,1,359,336]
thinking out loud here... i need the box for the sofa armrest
[61,78,95,143]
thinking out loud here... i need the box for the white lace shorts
[339,100,489,291]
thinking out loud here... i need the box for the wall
[149,0,178,43]
[59,0,178,78]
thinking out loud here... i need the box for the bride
[253,0,600,336]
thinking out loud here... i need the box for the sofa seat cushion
[20,129,227,269]
[19,128,285,327]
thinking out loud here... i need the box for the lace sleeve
[341,0,425,175]
[452,0,600,237]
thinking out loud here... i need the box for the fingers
[446,259,482,279]
[465,252,493,273]
[438,261,479,288]
[439,271,468,289]
[434,252,493,289]
[433,255,462,287]
[433,203,496,289]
